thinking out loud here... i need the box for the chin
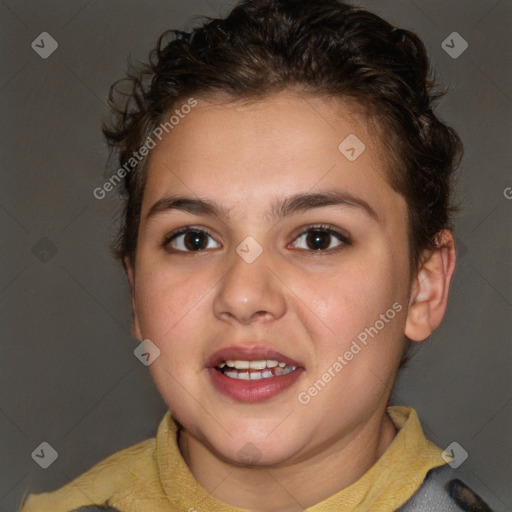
[209,429,306,468]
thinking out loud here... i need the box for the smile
[207,345,304,402]
[218,359,298,380]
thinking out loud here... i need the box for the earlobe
[124,257,143,342]
[405,230,457,342]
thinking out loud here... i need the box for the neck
[178,408,397,511]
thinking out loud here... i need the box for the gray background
[1,0,510,511]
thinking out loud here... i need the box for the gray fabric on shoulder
[397,465,493,512]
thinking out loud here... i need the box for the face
[130,92,413,467]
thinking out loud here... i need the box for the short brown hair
[103,0,463,364]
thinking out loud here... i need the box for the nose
[213,246,287,325]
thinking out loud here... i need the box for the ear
[405,230,457,342]
[124,257,143,342]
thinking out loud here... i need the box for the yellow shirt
[19,406,447,512]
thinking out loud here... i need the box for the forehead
[142,92,402,223]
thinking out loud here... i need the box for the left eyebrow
[145,189,379,223]
[268,190,379,222]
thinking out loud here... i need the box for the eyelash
[162,224,351,255]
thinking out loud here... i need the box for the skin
[126,92,456,511]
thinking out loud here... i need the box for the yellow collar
[157,406,446,511]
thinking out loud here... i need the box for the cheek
[295,248,408,372]
[298,255,399,327]
[134,260,213,349]
[134,263,213,409]
[297,268,407,410]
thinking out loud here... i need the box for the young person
[19,1,493,510]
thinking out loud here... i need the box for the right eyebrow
[145,196,230,221]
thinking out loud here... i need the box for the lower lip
[208,367,304,402]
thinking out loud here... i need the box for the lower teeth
[221,366,297,380]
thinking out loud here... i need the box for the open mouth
[217,359,298,380]
[208,347,304,402]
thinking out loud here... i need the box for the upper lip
[206,345,303,368]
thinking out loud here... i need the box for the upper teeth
[220,360,287,370]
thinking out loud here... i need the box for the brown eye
[164,228,220,252]
[291,226,349,252]
[305,230,332,250]
[183,231,208,251]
